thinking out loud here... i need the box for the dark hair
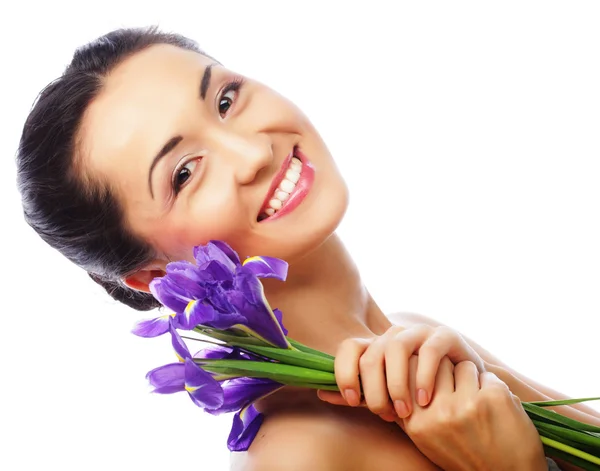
[16,26,208,311]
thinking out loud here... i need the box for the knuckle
[416,324,434,336]
[454,360,476,374]
[434,325,457,339]
[358,354,378,371]
[480,383,510,405]
[387,325,405,336]
[460,399,479,420]
[339,337,368,353]
[418,344,439,358]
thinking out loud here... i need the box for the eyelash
[218,76,245,118]
[171,77,245,195]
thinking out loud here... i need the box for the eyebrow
[200,63,214,100]
[148,63,217,198]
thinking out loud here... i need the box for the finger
[359,335,395,416]
[386,325,436,406]
[453,360,479,397]
[385,327,431,418]
[414,327,464,406]
[317,390,364,407]
[333,337,371,406]
[431,356,455,400]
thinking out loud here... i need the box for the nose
[218,132,273,185]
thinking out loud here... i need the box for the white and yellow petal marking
[185,300,196,316]
[242,256,264,266]
[185,383,206,393]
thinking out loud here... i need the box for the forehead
[79,44,214,183]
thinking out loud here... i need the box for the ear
[122,268,166,293]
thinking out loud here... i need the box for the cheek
[153,190,249,259]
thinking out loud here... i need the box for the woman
[16,27,598,470]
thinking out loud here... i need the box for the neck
[261,233,392,355]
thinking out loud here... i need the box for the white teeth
[285,169,300,184]
[275,190,290,202]
[269,198,282,210]
[260,154,304,219]
[279,179,295,193]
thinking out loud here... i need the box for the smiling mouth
[257,146,312,222]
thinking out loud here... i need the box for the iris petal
[242,256,288,281]
[146,363,185,394]
[228,405,264,452]
[169,324,191,362]
[149,277,191,313]
[194,242,238,272]
[131,314,173,338]
[229,273,289,348]
[211,378,283,415]
[184,358,224,409]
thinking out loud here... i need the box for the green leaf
[195,358,337,384]
[287,338,335,360]
[529,397,600,407]
[523,402,600,434]
[232,344,335,373]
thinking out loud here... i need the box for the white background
[1,1,599,470]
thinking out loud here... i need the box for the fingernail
[394,400,409,418]
[344,389,360,406]
[417,389,429,407]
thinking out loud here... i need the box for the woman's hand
[318,324,486,420]
[399,356,547,471]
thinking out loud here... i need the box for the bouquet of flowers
[133,241,600,469]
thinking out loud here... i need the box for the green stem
[287,338,335,360]
[283,382,340,391]
[543,446,600,471]
[193,327,268,346]
[229,343,335,373]
[533,420,600,449]
[540,436,600,465]
[195,358,337,384]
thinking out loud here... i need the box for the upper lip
[258,148,295,216]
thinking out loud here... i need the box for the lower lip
[261,149,315,222]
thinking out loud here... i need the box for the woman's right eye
[172,159,199,194]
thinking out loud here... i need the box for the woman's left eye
[218,78,244,118]
[172,159,199,194]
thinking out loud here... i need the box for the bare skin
[77,44,599,470]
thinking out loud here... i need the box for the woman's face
[80,44,348,275]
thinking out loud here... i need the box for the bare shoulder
[229,413,351,471]
[229,407,440,471]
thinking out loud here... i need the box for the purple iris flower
[145,325,224,410]
[197,345,283,451]
[228,405,265,452]
[139,241,290,348]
